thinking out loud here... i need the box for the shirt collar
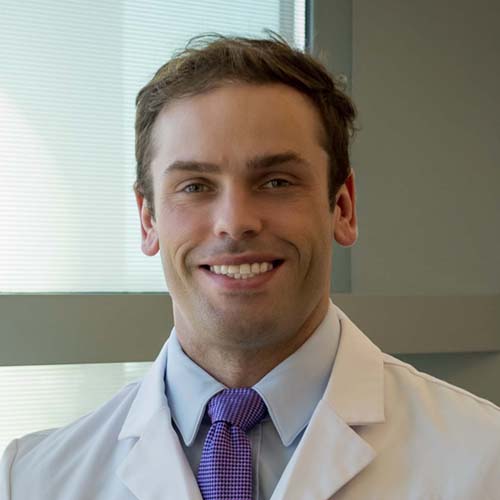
[253,299,340,445]
[165,299,340,447]
[165,331,225,446]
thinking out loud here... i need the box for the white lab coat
[1,304,500,499]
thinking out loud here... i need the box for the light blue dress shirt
[165,300,341,500]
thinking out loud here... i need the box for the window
[0,0,306,455]
[0,0,306,293]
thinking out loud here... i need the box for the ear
[135,189,160,256]
[332,169,358,247]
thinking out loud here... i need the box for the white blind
[0,0,306,293]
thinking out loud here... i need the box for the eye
[182,183,210,193]
[262,178,291,189]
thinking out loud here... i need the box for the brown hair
[134,33,357,216]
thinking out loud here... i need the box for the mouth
[200,259,284,279]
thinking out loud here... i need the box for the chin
[213,313,286,344]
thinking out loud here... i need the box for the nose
[212,186,263,240]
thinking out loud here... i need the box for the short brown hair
[134,33,357,215]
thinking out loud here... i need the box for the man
[1,34,499,500]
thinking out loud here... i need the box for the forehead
[150,83,326,169]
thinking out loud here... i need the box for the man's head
[134,34,357,217]
[134,34,358,374]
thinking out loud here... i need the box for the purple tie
[197,388,267,500]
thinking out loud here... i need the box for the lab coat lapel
[270,399,376,500]
[115,339,202,500]
[271,303,385,500]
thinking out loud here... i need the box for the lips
[200,259,284,290]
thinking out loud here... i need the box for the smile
[201,260,284,280]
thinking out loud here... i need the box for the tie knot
[207,388,267,432]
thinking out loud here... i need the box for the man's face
[137,83,356,351]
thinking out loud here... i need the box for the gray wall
[350,0,500,402]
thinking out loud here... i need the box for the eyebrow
[163,151,311,175]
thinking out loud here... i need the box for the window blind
[0,0,306,293]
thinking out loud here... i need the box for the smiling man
[2,34,500,500]
[138,81,351,390]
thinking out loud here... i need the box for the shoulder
[15,381,139,459]
[379,353,500,471]
[2,381,140,498]
[382,352,500,420]
[353,353,500,494]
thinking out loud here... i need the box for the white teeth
[240,263,251,274]
[209,261,277,278]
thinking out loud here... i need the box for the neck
[174,297,329,387]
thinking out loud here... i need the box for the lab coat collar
[116,302,385,500]
[116,338,203,500]
[269,303,385,500]
[327,303,386,425]
[117,338,170,441]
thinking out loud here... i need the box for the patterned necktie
[197,388,267,500]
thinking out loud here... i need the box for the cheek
[158,205,209,265]
[299,209,334,263]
